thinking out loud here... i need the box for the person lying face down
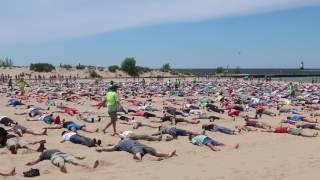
[117,130,162,141]
[152,126,201,141]
[189,134,239,152]
[26,149,99,173]
[6,98,25,107]
[261,126,318,137]
[43,120,99,133]
[4,132,46,154]
[202,123,239,135]
[60,130,101,147]
[96,139,176,161]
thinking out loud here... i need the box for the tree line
[0,57,13,67]
[28,57,173,77]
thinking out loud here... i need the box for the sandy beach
[0,74,320,180]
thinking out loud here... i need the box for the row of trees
[215,66,242,74]
[0,57,13,67]
[28,58,173,77]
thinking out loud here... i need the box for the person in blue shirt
[287,115,317,123]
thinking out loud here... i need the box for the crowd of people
[0,76,319,177]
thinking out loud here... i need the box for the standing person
[98,85,119,135]
[8,78,13,90]
[18,77,27,95]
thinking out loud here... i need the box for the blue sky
[0,0,320,68]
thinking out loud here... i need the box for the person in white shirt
[61,130,101,147]
[118,131,161,141]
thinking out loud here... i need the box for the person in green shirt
[98,85,120,135]
[18,77,27,95]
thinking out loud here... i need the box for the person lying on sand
[255,107,276,118]
[119,120,159,129]
[152,126,202,141]
[192,114,221,122]
[60,130,102,147]
[202,123,240,135]
[296,123,320,131]
[117,130,162,141]
[27,113,59,124]
[261,126,318,137]
[14,105,48,118]
[26,149,99,173]
[6,123,47,137]
[6,98,25,107]
[77,113,101,123]
[44,120,99,133]
[244,116,273,129]
[130,110,158,119]
[163,106,188,117]
[0,115,16,126]
[286,115,318,123]
[96,139,176,161]
[189,134,239,152]
[5,134,46,154]
[152,113,200,125]
[206,103,225,114]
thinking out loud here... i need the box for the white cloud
[1,0,320,45]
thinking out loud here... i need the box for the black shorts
[108,111,117,122]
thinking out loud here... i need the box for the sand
[1,78,320,180]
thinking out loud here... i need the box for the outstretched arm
[152,132,161,136]
[96,145,117,152]
[14,112,27,115]
[43,125,63,129]
[26,157,42,166]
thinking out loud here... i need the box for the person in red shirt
[261,126,318,137]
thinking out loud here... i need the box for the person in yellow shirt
[98,85,119,135]
[18,77,27,95]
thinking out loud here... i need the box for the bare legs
[0,168,16,176]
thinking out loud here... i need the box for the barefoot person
[261,126,318,137]
[60,130,102,147]
[0,168,16,177]
[7,123,47,137]
[118,130,162,141]
[5,134,46,154]
[189,134,239,151]
[26,149,99,173]
[44,120,99,133]
[96,139,176,161]
[152,126,201,141]
[98,85,120,135]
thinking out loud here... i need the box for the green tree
[160,63,171,72]
[215,67,225,74]
[30,63,55,72]
[121,57,138,76]
[59,64,73,69]
[76,63,86,70]
[108,65,119,73]
[0,57,13,67]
